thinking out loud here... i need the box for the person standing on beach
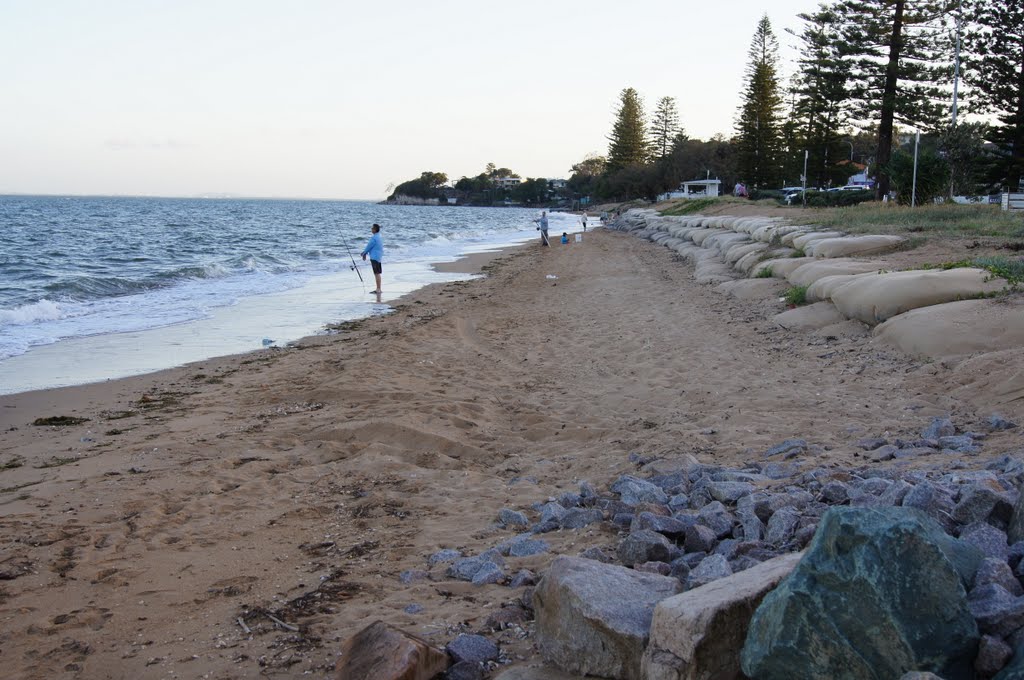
[581,212,588,232]
[536,211,550,247]
[361,223,383,294]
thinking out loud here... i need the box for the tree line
[387,163,566,206]
[580,0,1024,204]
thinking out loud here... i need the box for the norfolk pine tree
[607,88,651,172]
[736,15,786,189]
[833,0,953,198]
[964,0,1024,190]
[789,4,854,189]
[650,96,682,160]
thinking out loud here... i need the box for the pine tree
[607,87,650,172]
[649,96,682,160]
[736,15,786,189]
[963,0,1024,190]
[789,4,854,188]
[833,0,954,197]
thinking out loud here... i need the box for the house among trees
[658,178,722,201]
[493,176,522,190]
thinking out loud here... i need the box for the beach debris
[32,415,89,427]
[545,275,558,280]
[261,337,275,346]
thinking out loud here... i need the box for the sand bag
[805,272,880,303]
[832,268,1009,326]
[874,298,1024,359]
[792,231,845,251]
[772,302,848,331]
[787,260,881,288]
[805,235,904,258]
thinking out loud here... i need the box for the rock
[959,522,1009,561]
[430,549,462,565]
[954,485,1004,526]
[879,480,913,507]
[336,620,449,680]
[509,569,537,588]
[764,439,807,458]
[975,558,1023,596]
[612,513,635,529]
[400,569,429,584]
[472,562,505,586]
[449,552,505,582]
[404,604,424,614]
[618,530,676,567]
[642,553,802,680]
[765,507,801,547]
[871,444,898,462]
[707,481,755,504]
[683,524,717,554]
[899,674,946,680]
[741,507,982,680]
[994,644,1024,679]
[506,537,550,558]
[989,415,1019,431]
[940,435,981,453]
[492,665,589,680]
[560,508,604,530]
[485,605,531,631]
[976,635,1014,677]
[821,480,851,504]
[697,502,736,538]
[1008,488,1024,545]
[737,508,765,542]
[577,547,612,564]
[539,502,568,525]
[969,584,1024,637]
[923,417,957,440]
[857,437,889,451]
[632,512,689,539]
[446,660,484,680]
[446,634,499,664]
[668,557,691,582]
[534,556,682,680]
[612,475,669,507]
[636,561,672,576]
[500,508,530,528]
[686,554,733,590]
[532,520,561,534]
[558,492,583,508]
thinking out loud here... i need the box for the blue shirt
[362,232,383,261]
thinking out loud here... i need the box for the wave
[0,299,66,327]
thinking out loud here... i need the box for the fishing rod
[339,230,364,284]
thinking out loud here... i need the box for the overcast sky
[0,0,820,200]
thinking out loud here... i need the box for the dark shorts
[370,259,382,274]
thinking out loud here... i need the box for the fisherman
[536,211,550,247]
[361,223,384,294]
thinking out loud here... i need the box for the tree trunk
[1009,43,1024,190]
[875,0,906,200]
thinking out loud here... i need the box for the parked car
[827,185,873,192]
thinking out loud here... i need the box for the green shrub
[750,189,785,201]
[784,285,809,306]
[804,189,875,208]
[755,265,774,278]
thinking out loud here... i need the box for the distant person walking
[536,211,550,247]
[581,212,588,231]
[734,181,748,198]
[361,223,383,294]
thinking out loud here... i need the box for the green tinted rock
[741,506,981,680]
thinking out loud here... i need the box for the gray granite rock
[578,546,612,563]
[560,507,604,530]
[737,508,765,542]
[448,552,504,581]
[960,522,1009,561]
[742,507,981,680]
[631,511,689,539]
[989,415,1019,431]
[697,501,736,538]
[687,553,733,589]
[430,549,462,565]
[969,583,1024,637]
[684,524,717,554]
[472,561,505,586]
[974,558,1022,596]
[923,417,956,440]
[765,507,801,547]
[539,502,568,525]
[534,556,682,680]
[447,634,499,664]
[509,569,537,588]
[954,485,1004,526]
[618,530,676,567]
[499,508,530,528]
[446,660,484,680]
[612,475,669,507]
[636,561,672,576]
[820,480,851,504]
[400,569,429,584]
[941,435,981,454]
[764,439,807,458]
[976,635,1014,677]
[857,437,888,450]
[707,481,756,503]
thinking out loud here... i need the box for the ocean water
[0,196,587,394]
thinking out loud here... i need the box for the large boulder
[533,556,682,680]
[741,507,982,680]
[335,621,449,680]
[642,552,802,680]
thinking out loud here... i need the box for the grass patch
[784,285,809,306]
[0,480,42,494]
[660,198,717,216]
[791,248,806,258]
[32,416,89,427]
[922,256,1024,286]
[755,266,774,278]
[797,202,1024,238]
[0,458,23,471]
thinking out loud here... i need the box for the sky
[0,0,821,200]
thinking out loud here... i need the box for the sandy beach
[2,226,1022,679]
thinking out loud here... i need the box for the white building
[493,176,522,190]
[658,178,722,201]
